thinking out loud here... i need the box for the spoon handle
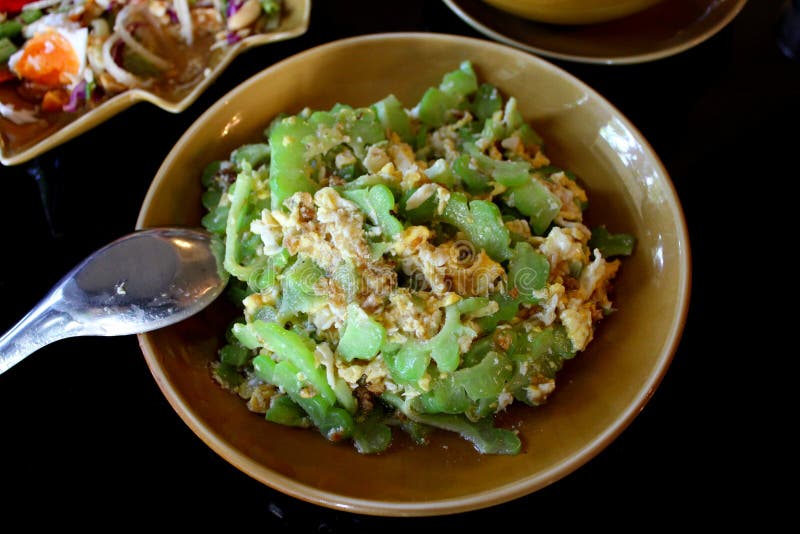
[0,293,81,375]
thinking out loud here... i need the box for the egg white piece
[13,13,89,89]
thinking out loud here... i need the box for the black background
[1,0,793,528]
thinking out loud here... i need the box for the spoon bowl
[0,228,227,375]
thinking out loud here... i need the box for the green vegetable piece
[507,325,577,405]
[465,396,501,421]
[508,241,549,303]
[516,123,543,148]
[342,185,403,237]
[417,87,459,128]
[272,359,353,441]
[503,97,525,132]
[260,0,280,14]
[223,167,259,279]
[383,394,519,455]
[400,186,437,224]
[201,203,229,234]
[415,374,472,414]
[421,413,520,455]
[201,160,224,187]
[440,61,479,97]
[398,419,433,445]
[476,293,520,332]
[232,143,270,170]
[214,362,243,388]
[461,334,494,368]
[416,61,478,127]
[19,9,43,24]
[505,178,561,235]
[253,306,279,324]
[472,83,503,122]
[423,158,454,188]
[383,343,430,383]
[353,407,393,454]
[252,320,336,405]
[384,408,433,445]
[552,325,576,360]
[452,153,491,193]
[266,395,311,428]
[454,352,513,401]
[347,108,386,149]
[441,193,512,262]
[0,21,23,39]
[220,167,269,271]
[219,343,250,367]
[308,109,337,128]
[201,188,222,211]
[465,143,531,187]
[252,353,277,382]
[122,47,163,77]
[331,259,358,300]
[269,116,318,210]
[332,377,358,414]
[426,297,488,373]
[341,173,400,192]
[338,304,386,361]
[413,123,430,153]
[373,94,412,142]
[278,256,324,320]
[480,116,506,144]
[327,105,385,159]
[0,37,18,63]
[589,226,636,257]
[224,279,250,306]
[85,78,96,101]
[250,248,289,294]
[417,319,511,414]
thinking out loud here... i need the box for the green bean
[0,37,18,63]
[0,21,23,40]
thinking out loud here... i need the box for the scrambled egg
[531,223,621,351]
[392,226,506,297]
[246,120,622,405]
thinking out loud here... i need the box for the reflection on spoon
[0,228,228,376]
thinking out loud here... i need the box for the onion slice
[114,4,172,71]
[101,33,145,88]
[0,102,41,124]
[173,0,194,46]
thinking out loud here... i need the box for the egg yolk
[13,30,79,87]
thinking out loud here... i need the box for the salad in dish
[200,62,635,455]
[0,0,282,149]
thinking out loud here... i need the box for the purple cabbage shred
[63,80,87,113]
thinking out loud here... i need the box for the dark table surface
[1,0,793,527]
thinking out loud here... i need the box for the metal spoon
[0,228,227,375]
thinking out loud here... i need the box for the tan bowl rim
[136,32,692,516]
[442,0,747,65]
[0,0,311,166]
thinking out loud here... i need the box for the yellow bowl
[0,0,310,166]
[136,33,690,516]
[482,0,664,24]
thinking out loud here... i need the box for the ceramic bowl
[0,0,310,166]
[444,0,747,64]
[481,0,664,25]
[136,33,690,516]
